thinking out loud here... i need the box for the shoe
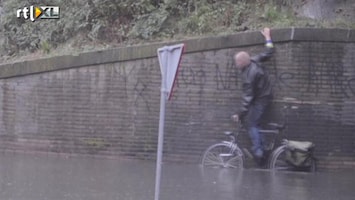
[259,156,268,168]
[254,149,263,158]
[253,151,267,168]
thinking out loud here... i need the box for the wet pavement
[0,153,354,200]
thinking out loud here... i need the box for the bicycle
[201,97,317,172]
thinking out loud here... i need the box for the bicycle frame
[227,101,299,156]
[202,98,316,171]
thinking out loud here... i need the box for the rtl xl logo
[17,6,60,22]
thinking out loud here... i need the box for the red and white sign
[157,43,185,100]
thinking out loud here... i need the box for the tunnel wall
[0,28,354,169]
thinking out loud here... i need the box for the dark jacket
[238,46,274,118]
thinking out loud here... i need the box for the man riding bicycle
[232,27,274,165]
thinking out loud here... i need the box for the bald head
[234,51,251,69]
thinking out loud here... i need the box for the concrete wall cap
[0,28,354,79]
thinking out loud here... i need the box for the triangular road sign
[157,43,185,100]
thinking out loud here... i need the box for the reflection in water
[200,167,244,200]
[198,167,355,200]
[270,171,312,200]
[0,153,354,200]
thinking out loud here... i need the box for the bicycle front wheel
[201,143,244,169]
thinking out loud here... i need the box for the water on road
[0,153,353,200]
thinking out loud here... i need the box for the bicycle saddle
[268,123,285,130]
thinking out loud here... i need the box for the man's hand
[232,114,239,122]
[261,27,272,41]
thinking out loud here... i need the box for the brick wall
[0,28,354,169]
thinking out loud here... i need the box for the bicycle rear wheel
[309,158,317,172]
[269,145,294,171]
[269,145,317,172]
[201,143,243,169]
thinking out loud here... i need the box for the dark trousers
[244,97,272,158]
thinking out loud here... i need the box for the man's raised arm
[252,27,274,62]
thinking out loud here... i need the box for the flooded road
[0,153,353,200]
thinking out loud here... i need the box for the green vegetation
[40,41,51,54]
[0,0,354,63]
[82,138,107,149]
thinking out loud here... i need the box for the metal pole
[154,49,168,200]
